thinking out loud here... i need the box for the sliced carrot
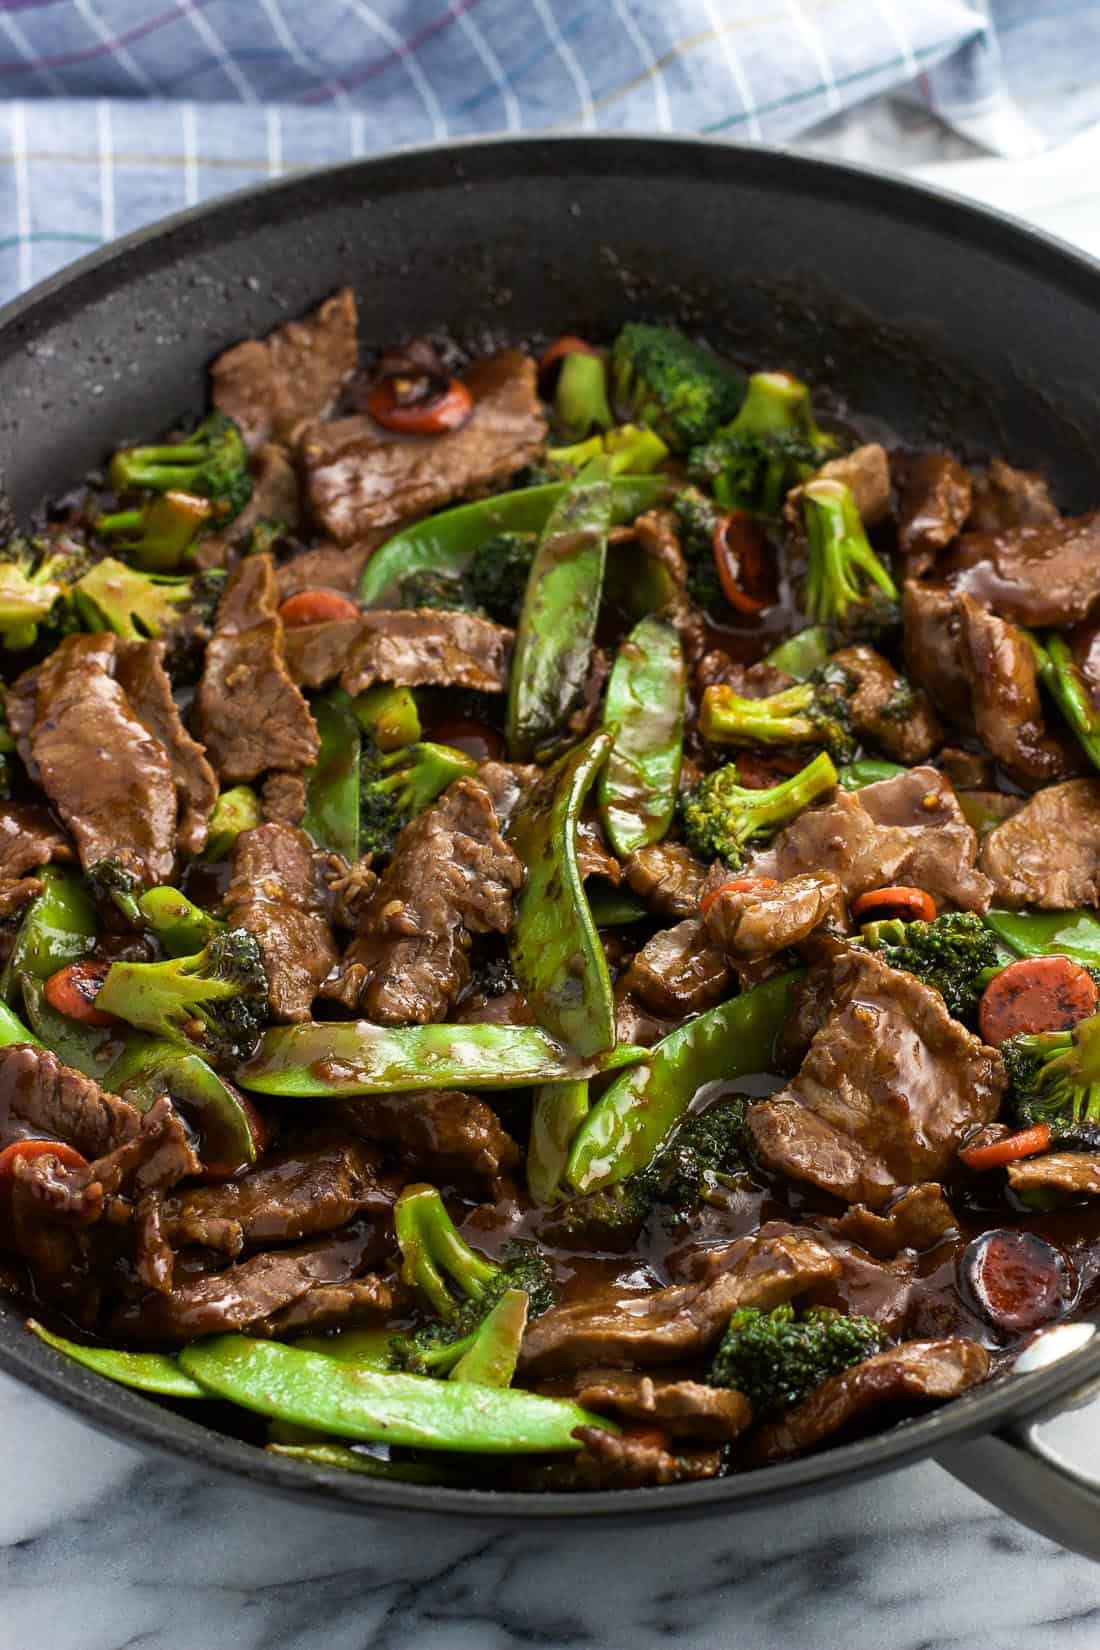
[538,335,602,388]
[711,513,771,615]
[700,876,781,916]
[978,955,1099,1046]
[366,374,473,435]
[852,886,938,924]
[959,1122,1051,1172]
[0,1139,89,1181]
[278,590,361,629]
[44,961,115,1027]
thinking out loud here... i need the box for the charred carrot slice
[959,1123,1052,1172]
[278,590,361,628]
[0,1138,89,1180]
[44,961,115,1027]
[852,886,938,924]
[978,955,1099,1046]
[366,375,473,435]
[711,512,771,615]
[699,876,781,916]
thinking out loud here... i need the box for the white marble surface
[8,123,1100,1648]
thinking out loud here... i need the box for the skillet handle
[936,1324,1100,1560]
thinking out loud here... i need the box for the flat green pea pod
[293,1328,396,1368]
[509,728,616,1058]
[2,866,96,1002]
[764,625,829,681]
[836,760,905,792]
[28,1319,205,1398]
[302,688,361,861]
[984,909,1100,969]
[0,996,39,1048]
[239,1019,590,1097]
[599,615,684,857]
[267,1442,464,1483]
[567,969,802,1193]
[359,477,668,607]
[138,887,223,957]
[527,1079,590,1204]
[586,886,648,927]
[179,1336,615,1454]
[106,1039,260,1174]
[20,976,116,1078]
[506,472,614,761]
[450,1288,529,1387]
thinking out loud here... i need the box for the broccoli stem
[394,1184,501,1318]
[554,352,614,439]
[802,478,898,630]
[699,682,817,747]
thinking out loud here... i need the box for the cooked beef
[299,350,546,541]
[195,554,319,784]
[748,950,1004,1208]
[787,443,890,527]
[26,634,178,883]
[830,645,942,764]
[830,1183,958,1260]
[623,842,707,918]
[746,767,992,913]
[893,450,972,575]
[340,610,514,696]
[632,508,689,589]
[0,802,71,879]
[1006,1153,1100,1197]
[474,761,537,834]
[210,286,358,449]
[85,1096,200,1198]
[747,1339,990,1463]
[980,779,1100,908]
[575,1371,752,1442]
[324,776,523,1023]
[0,1043,139,1159]
[231,442,302,537]
[519,1230,840,1375]
[283,617,363,690]
[324,855,379,930]
[945,509,1100,628]
[621,916,733,1017]
[956,595,1080,789]
[938,747,994,791]
[614,987,683,1049]
[261,771,308,826]
[338,1088,519,1185]
[257,1273,397,1335]
[276,539,380,600]
[903,581,972,726]
[115,640,218,856]
[967,458,1059,533]
[565,1428,721,1489]
[225,824,339,1022]
[704,871,844,961]
[0,877,43,919]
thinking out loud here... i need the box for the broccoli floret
[95,928,268,1066]
[392,1183,557,1373]
[859,911,1000,1025]
[137,885,224,956]
[85,857,143,925]
[709,1303,886,1417]
[610,323,745,454]
[351,683,422,752]
[802,478,899,639]
[699,663,856,764]
[397,568,471,611]
[1001,1012,1100,1150]
[1034,632,1100,771]
[679,750,837,866]
[0,536,86,651]
[108,412,251,524]
[466,533,537,626]
[205,785,261,861]
[554,351,613,440]
[72,556,219,642]
[359,739,477,860]
[94,491,213,572]
[689,371,837,516]
[542,423,669,482]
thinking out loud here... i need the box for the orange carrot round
[0,1139,89,1180]
[278,590,361,629]
[852,886,938,924]
[959,1122,1051,1171]
[44,961,115,1027]
[366,374,473,435]
[978,955,1099,1046]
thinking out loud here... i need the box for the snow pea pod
[984,909,1100,968]
[358,477,668,607]
[587,886,648,926]
[450,1288,529,1387]
[28,1319,205,1398]
[599,615,684,857]
[509,728,616,1058]
[764,625,829,681]
[179,1336,614,1453]
[138,886,222,956]
[836,760,905,791]
[3,866,95,1001]
[238,1020,591,1097]
[267,1443,461,1483]
[566,969,803,1193]
[527,1079,590,1205]
[106,1039,260,1174]
[0,995,39,1048]
[302,688,361,861]
[20,976,114,1077]
[506,473,614,761]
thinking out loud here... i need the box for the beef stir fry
[5,299,1100,1492]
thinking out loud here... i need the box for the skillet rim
[3,132,1100,1519]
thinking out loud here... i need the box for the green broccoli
[108,411,251,524]
[1034,632,1100,771]
[610,323,745,453]
[859,911,1000,1025]
[95,928,269,1065]
[392,1183,556,1374]
[0,536,86,651]
[699,663,857,764]
[802,478,899,638]
[94,491,214,572]
[543,424,669,481]
[359,740,477,860]
[72,556,222,641]
[553,351,614,440]
[689,371,837,515]
[466,533,537,626]
[85,857,143,925]
[351,683,422,752]
[678,750,837,866]
[396,567,471,611]
[1001,1012,1100,1150]
[205,785,261,861]
[709,1303,886,1417]
[137,886,224,956]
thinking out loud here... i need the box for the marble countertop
[8,119,1100,1650]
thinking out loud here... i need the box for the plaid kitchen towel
[0,0,1094,302]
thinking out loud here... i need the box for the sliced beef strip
[565,1428,720,1490]
[1007,1152,1100,1197]
[623,842,707,918]
[614,986,683,1049]
[210,286,358,449]
[0,1044,140,1158]
[338,1088,519,1185]
[620,916,733,1017]
[954,595,1081,790]
[475,761,537,834]
[830,1183,958,1260]
[892,450,972,575]
[966,458,1059,534]
[747,1339,990,1464]
[939,747,994,791]
[632,508,689,588]
[830,645,942,764]
[903,581,972,726]
[746,767,992,913]
[786,443,890,528]
[225,824,339,1022]
[324,855,379,930]
[299,350,547,542]
[519,1229,840,1376]
[231,442,302,537]
[748,950,1005,1209]
[324,776,523,1024]
[261,771,308,826]
[980,779,1100,908]
[276,538,381,600]
[115,639,218,856]
[945,509,1100,628]
[256,1273,397,1336]
[195,554,319,784]
[84,1096,200,1198]
[574,1371,752,1443]
[283,617,364,690]
[575,817,621,885]
[0,802,71,879]
[0,877,43,919]
[340,609,514,696]
[28,633,178,883]
[704,871,845,962]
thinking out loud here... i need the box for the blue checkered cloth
[0,1,1096,302]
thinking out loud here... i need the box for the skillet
[2,134,1100,1555]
